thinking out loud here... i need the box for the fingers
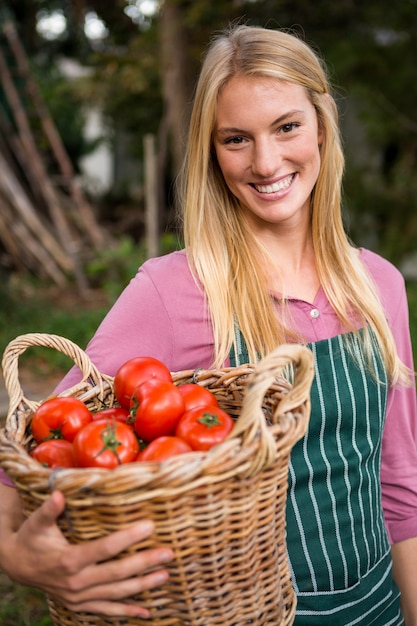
[7,490,175,617]
[58,518,173,576]
[29,491,173,578]
[57,568,171,617]
[62,545,174,596]
[62,600,152,619]
[49,529,174,617]
[25,490,66,534]
[3,491,71,585]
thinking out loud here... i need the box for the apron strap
[230,318,250,366]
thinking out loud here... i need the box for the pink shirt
[3,248,417,544]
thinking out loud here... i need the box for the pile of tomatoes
[29,356,234,470]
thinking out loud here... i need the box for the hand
[0,487,174,618]
[392,538,417,626]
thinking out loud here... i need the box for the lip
[250,173,296,198]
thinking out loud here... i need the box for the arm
[392,538,417,625]
[380,280,417,544]
[0,483,174,618]
[377,270,417,624]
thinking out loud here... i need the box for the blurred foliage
[0,574,52,626]
[0,232,180,370]
[1,0,417,265]
[82,26,164,161]
[86,231,181,299]
[0,275,109,371]
[33,64,102,169]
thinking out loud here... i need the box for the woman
[1,24,416,624]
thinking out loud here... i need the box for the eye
[279,122,300,134]
[224,135,246,145]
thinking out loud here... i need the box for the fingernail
[138,520,154,533]
[160,549,174,562]
[154,571,170,584]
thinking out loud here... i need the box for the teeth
[254,174,294,194]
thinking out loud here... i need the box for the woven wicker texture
[0,333,314,626]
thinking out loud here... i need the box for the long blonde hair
[178,24,409,384]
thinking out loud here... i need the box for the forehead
[215,75,312,124]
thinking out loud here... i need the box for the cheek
[214,146,229,172]
[296,139,322,174]
[215,151,245,185]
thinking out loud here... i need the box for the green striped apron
[231,329,403,625]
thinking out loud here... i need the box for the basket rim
[0,335,314,494]
[0,389,305,497]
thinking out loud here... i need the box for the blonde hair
[178,24,410,384]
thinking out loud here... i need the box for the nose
[251,138,280,178]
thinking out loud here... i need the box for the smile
[253,174,295,194]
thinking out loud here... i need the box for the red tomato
[31,397,93,443]
[92,406,132,424]
[178,383,219,411]
[131,379,185,442]
[73,418,139,468]
[31,439,76,468]
[175,406,234,451]
[114,356,172,408]
[136,436,192,462]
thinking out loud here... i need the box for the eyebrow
[216,109,305,135]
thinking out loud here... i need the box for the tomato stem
[197,412,222,428]
[44,426,65,440]
[95,421,122,464]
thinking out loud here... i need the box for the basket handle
[230,343,315,472]
[1,333,112,419]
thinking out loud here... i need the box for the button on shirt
[280,291,351,345]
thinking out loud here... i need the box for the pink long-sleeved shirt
[2,248,417,544]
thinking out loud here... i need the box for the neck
[257,230,320,303]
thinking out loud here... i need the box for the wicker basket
[0,333,314,626]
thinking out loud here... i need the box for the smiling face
[213,75,323,236]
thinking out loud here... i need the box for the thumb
[32,490,66,528]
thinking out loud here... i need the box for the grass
[0,573,52,626]
[0,278,416,624]
[0,279,111,375]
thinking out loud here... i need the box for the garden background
[0,1,416,623]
